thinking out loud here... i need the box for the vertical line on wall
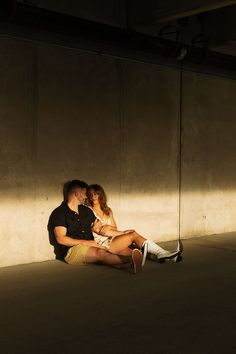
[116,59,125,218]
[29,44,38,168]
[27,43,38,213]
[178,64,183,241]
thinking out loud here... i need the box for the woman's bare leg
[108,231,146,254]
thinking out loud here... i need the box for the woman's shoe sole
[132,249,142,274]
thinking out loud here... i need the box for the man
[48,180,142,274]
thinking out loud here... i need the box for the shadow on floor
[0,233,235,354]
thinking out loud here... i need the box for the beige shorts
[64,244,91,265]
[64,244,106,265]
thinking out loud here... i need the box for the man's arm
[91,219,116,237]
[54,226,97,247]
[99,227,134,237]
[91,219,134,237]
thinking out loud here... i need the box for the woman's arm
[91,219,118,237]
[92,210,134,237]
[109,209,117,229]
[93,226,132,237]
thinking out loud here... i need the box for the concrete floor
[0,233,235,354]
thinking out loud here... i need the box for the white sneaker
[149,249,182,262]
[149,253,159,262]
[141,241,148,267]
[157,249,181,261]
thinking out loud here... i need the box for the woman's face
[89,190,100,205]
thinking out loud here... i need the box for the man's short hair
[63,180,88,201]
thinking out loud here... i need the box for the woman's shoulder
[107,207,113,215]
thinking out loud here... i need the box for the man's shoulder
[48,202,67,229]
[80,204,94,214]
[80,205,96,218]
[51,202,67,216]
[49,202,66,221]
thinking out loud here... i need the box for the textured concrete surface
[118,61,179,240]
[0,233,235,354]
[0,37,180,267]
[181,72,236,238]
[1,35,236,267]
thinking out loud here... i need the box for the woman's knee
[125,231,137,242]
[123,230,135,236]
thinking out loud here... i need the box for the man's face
[75,188,87,204]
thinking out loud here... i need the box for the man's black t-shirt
[48,202,96,260]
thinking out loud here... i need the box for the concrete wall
[0,36,236,267]
[181,72,236,237]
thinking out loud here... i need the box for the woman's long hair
[87,184,111,216]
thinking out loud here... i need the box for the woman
[87,184,181,264]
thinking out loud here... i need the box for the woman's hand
[91,219,103,234]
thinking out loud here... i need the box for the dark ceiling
[128,0,236,57]
[1,0,236,77]
[13,0,236,56]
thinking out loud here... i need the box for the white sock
[147,240,167,255]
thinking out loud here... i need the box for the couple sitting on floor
[48,180,182,274]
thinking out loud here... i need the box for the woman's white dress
[92,209,113,250]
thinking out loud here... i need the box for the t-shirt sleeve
[50,209,67,229]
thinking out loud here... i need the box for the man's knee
[94,248,107,262]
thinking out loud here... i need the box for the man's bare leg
[84,246,129,268]
[84,246,142,272]
[112,247,133,257]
